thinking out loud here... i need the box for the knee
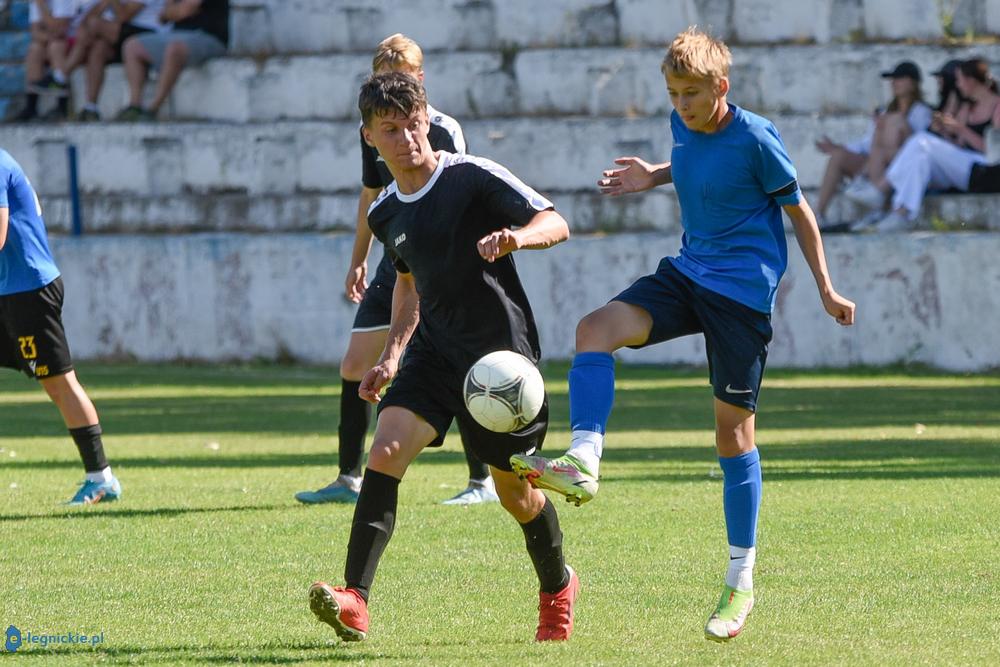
[339,353,371,382]
[122,36,145,63]
[366,436,402,471]
[163,41,189,65]
[575,311,608,350]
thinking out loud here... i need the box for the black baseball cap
[881,61,921,81]
[931,59,962,78]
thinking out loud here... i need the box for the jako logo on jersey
[394,233,407,246]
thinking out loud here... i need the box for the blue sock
[718,449,762,548]
[568,352,616,434]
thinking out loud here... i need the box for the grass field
[2,362,999,665]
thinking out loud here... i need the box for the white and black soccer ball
[463,350,545,433]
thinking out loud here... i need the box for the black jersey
[361,104,466,189]
[367,152,554,372]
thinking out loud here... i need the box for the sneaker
[848,209,883,233]
[11,107,38,123]
[67,476,121,505]
[308,582,368,642]
[77,108,101,122]
[842,177,886,210]
[704,585,754,642]
[440,479,500,505]
[873,209,913,232]
[115,105,155,122]
[295,477,360,505]
[536,565,579,641]
[28,73,69,97]
[510,453,598,506]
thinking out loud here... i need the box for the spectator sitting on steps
[15,1,77,122]
[845,58,1000,232]
[813,61,931,230]
[62,0,168,121]
[115,0,228,122]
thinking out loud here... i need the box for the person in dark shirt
[294,34,499,508]
[307,72,579,644]
[116,0,229,120]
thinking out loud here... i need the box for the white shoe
[847,210,883,233]
[441,479,500,505]
[873,210,913,232]
[842,177,886,210]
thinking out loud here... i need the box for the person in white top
[61,0,168,120]
[16,0,77,121]
[813,61,932,225]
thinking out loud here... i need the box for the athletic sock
[726,545,756,591]
[69,424,109,473]
[344,468,399,602]
[567,429,603,476]
[519,497,568,593]
[567,352,615,471]
[718,448,762,550]
[85,467,114,484]
[336,473,362,492]
[338,379,370,478]
[463,446,490,484]
[52,69,66,84]
[83,102,98,112]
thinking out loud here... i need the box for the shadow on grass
[7,640,389,664]
[0,504,282,524]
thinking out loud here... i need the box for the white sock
[567,429,603,476]
[53,69,67,84]
[726,546,756,591]
[337,473,362,491]
[86,467,113,484]
[83,102,98,112]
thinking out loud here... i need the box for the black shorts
[112,23,154,63]
[351,252,397,332]
[0,277,74,380]
[377,342,548,471]
[613,259,773,411]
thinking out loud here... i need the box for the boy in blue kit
[511,27,855,640]
[1,148,121,505]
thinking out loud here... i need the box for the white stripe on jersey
[426,104,467,154]
[447,153,554,211]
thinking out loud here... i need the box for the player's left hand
[822,290,856,326]
[358,358,398,403]
[477,229,521,263]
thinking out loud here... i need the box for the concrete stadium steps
[68,43,1000,124]
[227,0,1000,56]
[51,230,1000,369]
[10,117,1000,233]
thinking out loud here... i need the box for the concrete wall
[53,232,1000,371]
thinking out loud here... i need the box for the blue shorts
[613,259,772,411]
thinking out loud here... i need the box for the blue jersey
[0,149,60,296]
[668,104,800,313]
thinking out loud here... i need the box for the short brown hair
[359,71,428,127]
[661,26,731,83]
[372,33,423,73]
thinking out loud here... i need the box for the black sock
[520,497,569,593]
[338,379,370,477]
[456,419,490,482]
[69,424,108,473]
[57,97,69,115]
[25,93,38,114]
[344,468,399,602]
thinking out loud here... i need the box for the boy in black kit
[308,72,577,643]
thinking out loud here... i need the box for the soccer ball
[463,350,545,433]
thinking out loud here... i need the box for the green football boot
[704,585,754,641]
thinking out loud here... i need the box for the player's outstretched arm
[477,209,569,263]
[598,157,672,196]
[345,186,384,303]
[0,207,8,250]
[359,271,420,403]
[784,199,856,326]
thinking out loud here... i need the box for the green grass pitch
[1,363,998,665]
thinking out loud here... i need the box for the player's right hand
[598,156,657,196]
[345,263,368,303]
[359,358,398,403]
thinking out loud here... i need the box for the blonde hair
[372,33,423,74]
[661,27,731,82]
